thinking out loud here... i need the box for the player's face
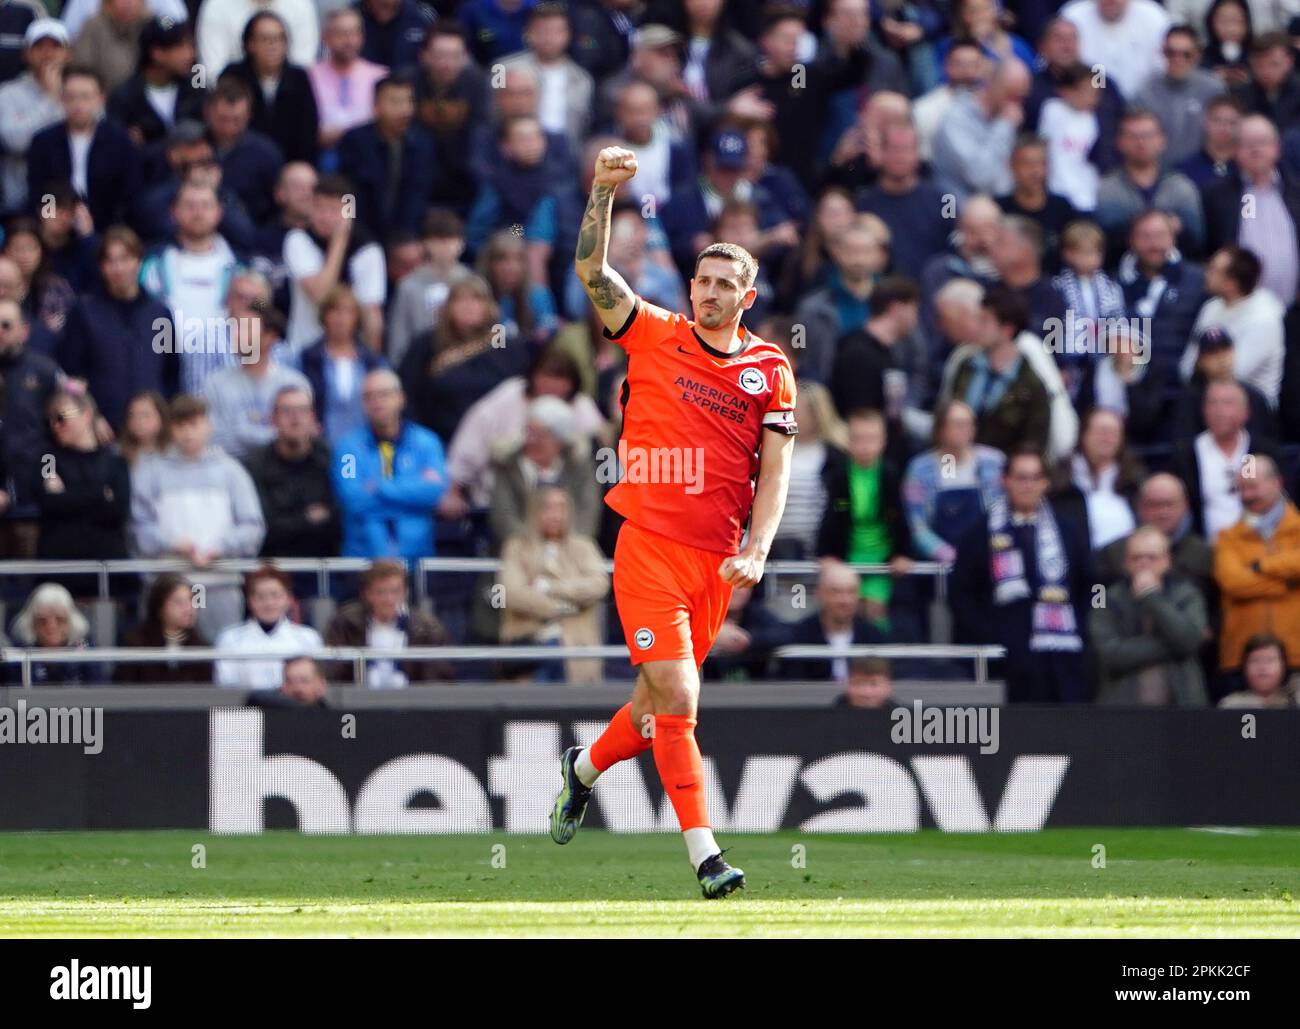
[690,257,754,329]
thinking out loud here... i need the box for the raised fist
[593,146,638,188]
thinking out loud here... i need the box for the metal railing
[0,556,952,602]
[0,643,1004,689]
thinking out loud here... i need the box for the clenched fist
[593,146,638,188]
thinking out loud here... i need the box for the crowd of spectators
[0,0,1298,706]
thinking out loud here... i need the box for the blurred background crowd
[0,0,1298,708]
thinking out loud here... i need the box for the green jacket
[947,352,1052,457]
[1090,575,1209,706]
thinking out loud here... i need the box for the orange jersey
[604,299,798,555]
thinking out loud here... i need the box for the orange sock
[652,713,710,831]
[588,703,654,772]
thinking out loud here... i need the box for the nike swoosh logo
[676,344,693,355]
[674,782,696,790]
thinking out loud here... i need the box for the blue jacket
[332,420,448,561]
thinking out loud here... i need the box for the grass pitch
[0,828,1297,937]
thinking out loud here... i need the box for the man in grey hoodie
[1134,26,1226,167]
[130,394,267,639]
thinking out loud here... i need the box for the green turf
[0,829,1297,937]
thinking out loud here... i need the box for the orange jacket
[1213,501,1300,668]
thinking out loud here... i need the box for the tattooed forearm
[585,269,631,310]
[575,183,615,264]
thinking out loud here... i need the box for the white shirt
[365,620,409,690]
[140,236,240,394]
[913,85,959,162]
[144,82,179,128]
[213,618,324,690]
[1071,456,1135,548]
[1039,97,1100,211]
[624,122,674,205]
[826,627,853,684]
[1195,429,1250,543]
[1062,0,1171,97]
[283,229,387,351]
[536,63,568,136]
[1183,290,1286,406]
[197,0,320,78]
[68,129,93,198]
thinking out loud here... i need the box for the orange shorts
[613,520,734,667]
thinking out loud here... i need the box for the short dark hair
[527,344,583,401]
[374,73,415,100]
[1056,62,1093,89]
[61,64,103,91]
[422,21,468,47]
[529,1,570,24]
[210,75,253,108]
[1012,133,1047,158]
[1120,108,1162,133]
[1251,31,1293,56]
[1205,93,1245,116]
[761,3,807,34]
[1217,244,1263,294]
[1005,444,1047,477]
[168,394,208,423]
[1165,24,1201,48]
[283,654,324,677]
[422,207,464,239]
[846,407,886,428]
[870,275,921,314]
[314,173,354,198]
[1242,632,1290,669]
[694,242,758,289]
[138,16,192,72]
[980,285,1031,337]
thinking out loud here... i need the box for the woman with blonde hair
[398,274,529,441]
[9,582,93,685]
[476,229,559,349]
[498,486,610,684]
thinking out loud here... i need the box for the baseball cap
[634,24,683,50]
[25,18,70,48]
[1196,325,1234,353]
[711,129,749,169]
[166,119,208,148]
